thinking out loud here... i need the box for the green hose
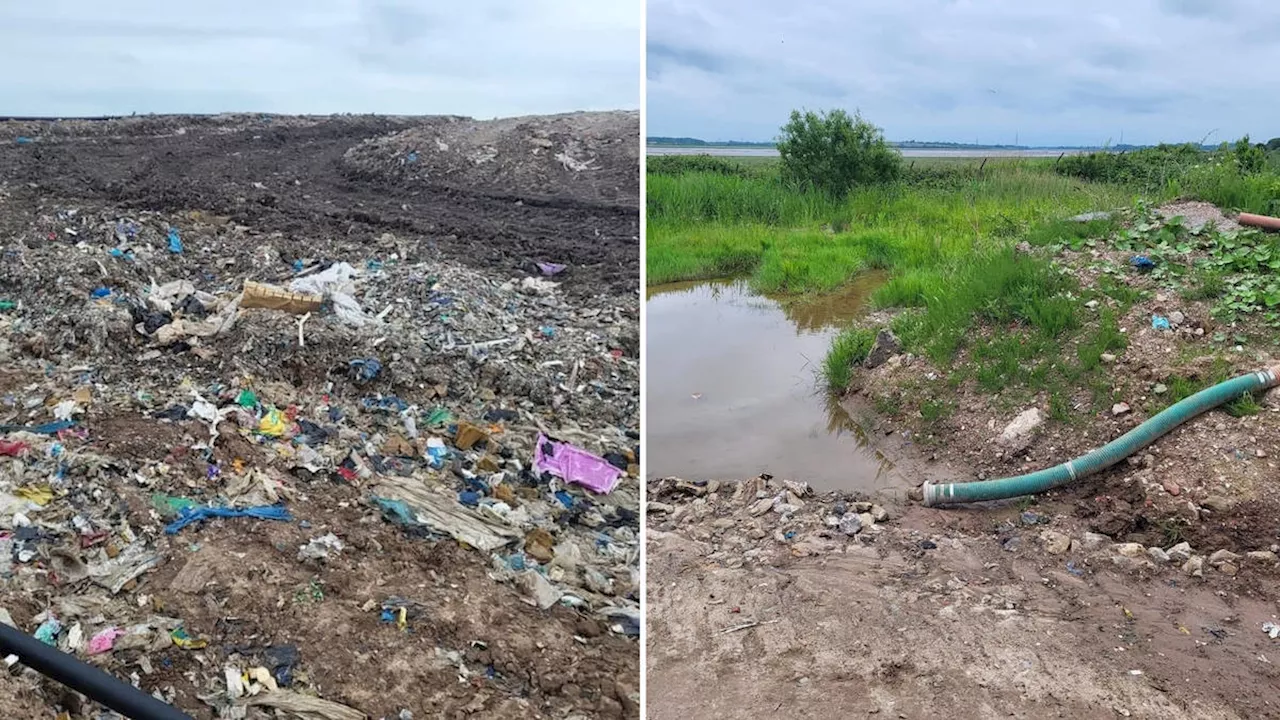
[922,366,1279,507]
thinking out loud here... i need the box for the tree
[1266,137,1280,152]
[1233,135,1265,174]
[775,109,902,196]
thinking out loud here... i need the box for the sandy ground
[646,474,1280,719]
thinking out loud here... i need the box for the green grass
[822,327,875,391]
[647,163,1136,291]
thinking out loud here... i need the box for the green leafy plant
[776,109,903,196]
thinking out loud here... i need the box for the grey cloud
[0,0,639,117]
[647,0,1280,146]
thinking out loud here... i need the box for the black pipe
[0,622,192,719]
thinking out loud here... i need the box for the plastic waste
[34,618,61,646]
[349,358,382,382]
[164,504,293,534]
[288,262,378,327]
[170,627,208,649]
[1130,255,1155,270]
[257,409,288,437]
[167,228,183,254]
[0,420,74,435]
[425,437,447,469]
[536,262,566,276]
[0,300,15,311]
[0,440,29,457]
[88,627,123,655]
[533,434,623,494]
[1152,315,1171,330]
[15,136,34,145]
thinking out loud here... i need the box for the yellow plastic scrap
[15,484,55,506]
[257,409,287,437]
[171,628,208,650]
[397,606,407,631]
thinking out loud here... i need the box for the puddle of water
[646,275,904,493]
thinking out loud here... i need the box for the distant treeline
[647,136,1165,151]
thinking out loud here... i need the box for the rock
[1147,547,1170,564]
[1161,480,1181,496]
[748,498,774,516]
[1085,299,1099,310]
[1020,510,1045,526]
[850,502,873,513]
[1040,530,1071,555]
[1111,402,1131,416]
[824,515,841,528]
[1068,211,1112,222]
[870,505,889,523]
[1208,549,1240,566]
[856,512,875,529]
[783,480,812,498]
[863,329,902,369]
[1081,532,1110,551]
[1201,496,1234,513]
[1002,536,1022,552]
[1114,542,1145,558]
[1169,311,1185,326]
[1182,555,1204,577]
[998,408,1045,450]
[838,513,863,536]
[1247,550,1277,563]
[783,491,806,508]
[1153,383,1168,395]
[1166,542,1193,563]
[1111,555,1149,572]
[1100,353,1117,363]
[1257,449,1268,459]
[832,501,848,516]
[647,502,675,514]
[1218,562,1238,576]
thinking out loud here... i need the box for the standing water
[646,275,901,493]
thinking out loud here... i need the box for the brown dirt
[1,114,638,298]
[647,476,1280,719]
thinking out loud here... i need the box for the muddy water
[646,275,905,493]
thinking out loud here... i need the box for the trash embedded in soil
[0,113,639,718]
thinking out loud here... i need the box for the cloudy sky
[648,0,1280,146]
[0,0,640,117]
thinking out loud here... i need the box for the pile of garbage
[341,111,641,207]
[0,194,639,716]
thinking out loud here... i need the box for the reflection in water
[646,276,901,493]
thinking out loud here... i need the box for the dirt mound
[1,114,639,297]
[342,111,640,209]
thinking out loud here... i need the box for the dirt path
[647,472,1280,719]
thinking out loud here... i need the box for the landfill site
[0,111,640,718]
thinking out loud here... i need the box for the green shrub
[776,109,903,196]
[823,327,876,391]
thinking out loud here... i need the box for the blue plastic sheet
[167,228,183,254]
[0,420,75,435]
[164,504,292,534]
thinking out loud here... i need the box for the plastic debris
[298,533,344,561]
[87,627,123,655]
[239,691,366,720]
[34,618,62,646]
[0,420,75,435]
[1152,315,1171,331]
[164,504,293,535]
[0,440,29,457]
[257,409,289,437]
[1264,622,1280,639]
[536,262,567,276]
[349,358,382,382]
[166,227,183,253]
[534,434,624,494]
[1130,255,1155,270]
[170,627,208,650]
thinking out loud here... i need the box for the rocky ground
[0,113,639,718]
[647,474,1280,719]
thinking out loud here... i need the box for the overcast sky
[0,0,640,117]
[648,0,1280,146]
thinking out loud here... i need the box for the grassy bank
[647,159,1136,292]
[646,148,1280,414]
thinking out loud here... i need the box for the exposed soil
[647,474,1280,719]
[0,114,639,719]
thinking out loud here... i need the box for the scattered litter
[1151,315,1171,331]
[536,262,567,276]
[1264,622,1280,639]
[1130,255,1155,271]
[166,228,183,253]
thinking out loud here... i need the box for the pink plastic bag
[88,627,122,655]
[533,434,623,494]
